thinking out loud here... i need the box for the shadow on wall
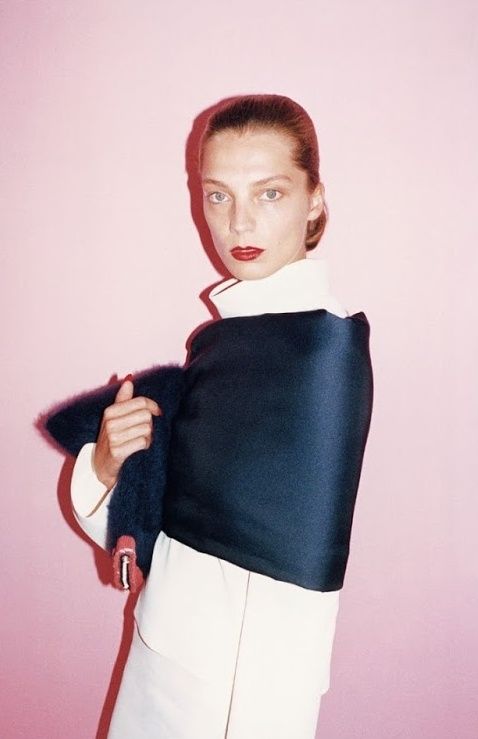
[35,372,142,737]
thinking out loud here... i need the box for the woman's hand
[93,374,162,491]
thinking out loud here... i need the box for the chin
[226,260,283,281]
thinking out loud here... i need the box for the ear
[307,182,325,222]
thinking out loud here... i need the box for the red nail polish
[124,373,134,382]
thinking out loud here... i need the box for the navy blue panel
[163,309,373,591]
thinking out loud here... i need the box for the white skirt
[107,531,341,739]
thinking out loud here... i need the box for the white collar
[207,257,341,319]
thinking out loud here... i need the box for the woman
[64,94,373,738]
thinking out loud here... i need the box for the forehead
[201,128,301,182]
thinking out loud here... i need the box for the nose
[230,199,255,235]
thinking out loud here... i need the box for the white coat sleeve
[70,441,116,551]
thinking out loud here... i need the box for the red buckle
[112,535,144,593]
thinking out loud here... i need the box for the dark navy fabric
[162,308,374,591]
[41,308,373,590]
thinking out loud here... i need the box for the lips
[230,246,265,261]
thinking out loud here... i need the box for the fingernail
[156,406,163,416]
[124,373,133,382]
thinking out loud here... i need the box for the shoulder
[322,292,349,319]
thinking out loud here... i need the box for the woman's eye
[207,191,229,204]
[259,189,282,201]
[205,189,282,204]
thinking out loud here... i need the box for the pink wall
[2,1,477,737]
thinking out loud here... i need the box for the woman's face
[200,128,324,280]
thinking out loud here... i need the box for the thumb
[114,373,134,404]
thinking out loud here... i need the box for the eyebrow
[201,174,293,187]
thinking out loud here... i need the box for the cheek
[204,207,223,232]
[267,202,303,233]
[282,199,311,229]
[204,210,230,246]
[205,203,228,221]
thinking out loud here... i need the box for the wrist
[92,452,116,491]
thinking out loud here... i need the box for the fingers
[107,434,153,461]
[96,375,163,488]
[103,373,162,456]
[112,374,162,418]
[114,374,134,404]
[105,417,155,449]
[95,374,162,490]
[105,395,162,420]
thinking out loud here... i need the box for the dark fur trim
[41,363,185,575]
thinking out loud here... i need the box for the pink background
[2,1,477,737]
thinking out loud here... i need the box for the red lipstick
[230,246,265,261]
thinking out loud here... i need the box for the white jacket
[70,256,348,688]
